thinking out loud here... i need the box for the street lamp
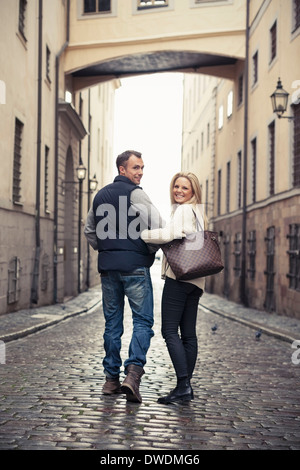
[270,78,294,121]
[89,173,98,192]
[76,159,87,181]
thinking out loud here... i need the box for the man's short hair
[116,150,142,173]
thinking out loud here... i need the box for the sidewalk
[0,283,300,344]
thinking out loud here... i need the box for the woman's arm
[141,204,195,244]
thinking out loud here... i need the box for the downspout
[30,0,43,305]
[86,89,91,289]
[241,0,250,306]
[53,0,70,303]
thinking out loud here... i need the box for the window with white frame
[227,90,233,118]
[138,0,168,9]
[218,105,224,130]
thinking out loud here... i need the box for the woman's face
[173,177,193,204]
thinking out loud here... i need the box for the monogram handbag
[160,212,224,281]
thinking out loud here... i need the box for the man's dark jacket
[92,175,154,272]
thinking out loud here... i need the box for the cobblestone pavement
[0,262,300,451]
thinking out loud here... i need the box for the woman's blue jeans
[100,267,154,378]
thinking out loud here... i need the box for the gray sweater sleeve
[130,188,165,229]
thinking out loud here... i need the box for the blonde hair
[170,172,208,227]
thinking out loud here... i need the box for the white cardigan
[141,203,205,291]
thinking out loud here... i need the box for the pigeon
[211,324,218,334]
[255,329,262,340]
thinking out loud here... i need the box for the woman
[141,172,206,404]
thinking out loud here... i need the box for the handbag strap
[192,209,204,232]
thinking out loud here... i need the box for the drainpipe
[241,0,250,306]
[30,0,43,305]
[54,0,70,303]
[86,89,91,289]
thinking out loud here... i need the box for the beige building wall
[0,0,118,314]
[182,0,300,317]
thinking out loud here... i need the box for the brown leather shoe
[121,365,144,403]
[102,377,122,395]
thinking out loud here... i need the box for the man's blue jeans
[100,267,154,378]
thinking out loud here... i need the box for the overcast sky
[113,72,184,219]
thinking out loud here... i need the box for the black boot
[157,378,193,404]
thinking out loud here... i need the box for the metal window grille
[18,0,27,39]
[293,103,300,187]
[13,118,23,204]
[83,0,111,13]
[226,161,230,213]
[233,233,242,278]
[270,21,277,63]
[251,138,257,203]
[238,74,243,106]
[252,51,258,86]
[41,254,50,291]
[264,226,276,311]
[46,46,51,82]
[7,257,21,304]
[247,230,256,280]
[237,151,242,209]
[287,224,300,291]
[138,0,168,9]
[269,121,275,196]
[223,234,230,297]
[293,0,300,32]
[217,169,221,215]
[44,146,49,211]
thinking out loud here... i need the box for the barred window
[293,103,300,187]
[238,74,243,106]
[237,151,242,209]
[270,21,277,63]
[46,45,51,83]
[248,230,256,280]
[217,169,221,215]
[264,226,276,312]
[287,224,300,291]
[13,118,23,204]
[269,121,275,196]
[7,257,21,304]
[252,51,258,86]
[233,233,242,278]
[18,0,27,40]
[251,138,257,203]
[44,146,49,212]
[292,0,300,33]
[226,161,230,213]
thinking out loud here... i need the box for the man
[84,150,163,403]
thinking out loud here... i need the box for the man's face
[119,155,144,185]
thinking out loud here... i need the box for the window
[41,254,50,291]
[268,121,275,196]
[138,0,168,9]
[18,0,27,40]
[264,226,276,312]
[44,146,49,212]
[46,45,51,83]
[251,138,257,203]
[227,90,233,118]
[287,224,300,291]
[218,105,224,130]
[252,51,258,86]
[270,21,277,63]
[293,103,300,187]
[83,0,111,13]
[7,257,21,304]
[292,0,300,33]
[237,151,242,209]
[217,169,221,215]
[233,233,242,278]
[226,161,230,213]
[13,118,23,204]
[238,74,243,106]
[248,230,256,280]
[207,122,210,145]
[205,179,209,213]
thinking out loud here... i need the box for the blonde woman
[141,172,206,404]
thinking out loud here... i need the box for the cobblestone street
[0,262,300,453]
